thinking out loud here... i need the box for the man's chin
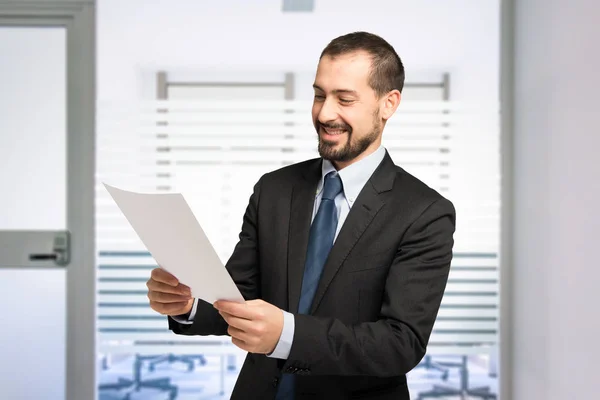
[318,142,346,161]
[319,137,341,148]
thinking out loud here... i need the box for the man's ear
[381,90,401,121]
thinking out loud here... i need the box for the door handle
[28,231,70,266]
[29,253,60,261]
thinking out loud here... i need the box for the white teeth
[323,128,346,135]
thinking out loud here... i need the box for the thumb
[245,299,264,306]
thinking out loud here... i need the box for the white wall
[97,0,500,104]
[512,0,600,398]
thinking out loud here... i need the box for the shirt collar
[317,145,386,203]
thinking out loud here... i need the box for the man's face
[312,50,383,167]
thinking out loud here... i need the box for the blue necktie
[276,171,343,400]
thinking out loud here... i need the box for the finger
[148,290,191,303]
[245,299,265,306]
[231,337,250,352]
[218,311,236,327]
[227,325,252,343]
[220,312,253,332]
[214,301,254,320]
[151,268,179,287]
[150,300,189,315]
[147,279,191,296]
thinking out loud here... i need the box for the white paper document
[103,183,244,305]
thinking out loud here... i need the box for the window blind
[96,99,500,358]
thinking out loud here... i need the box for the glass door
[0,25,68,400]
[0,2,95,399]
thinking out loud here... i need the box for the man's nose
[317,98,339,123]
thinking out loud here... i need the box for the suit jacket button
[272,377,279,387]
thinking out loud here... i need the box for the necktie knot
[322,172,343,201]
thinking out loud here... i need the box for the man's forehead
[317,50,371,73]
[320,56,369,75]
[314,52,372,93]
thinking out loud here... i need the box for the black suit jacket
[169,151,456,399]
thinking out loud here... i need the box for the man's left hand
[214,299,284,354]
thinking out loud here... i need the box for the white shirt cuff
[267,310,295,359]
[170,298,198,325]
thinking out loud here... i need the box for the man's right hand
[147,268,194,317]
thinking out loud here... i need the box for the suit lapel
[308,183,383,314]
[287,159,321,314]
[309,152,397,314]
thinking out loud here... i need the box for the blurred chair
[147,353,207,372]
[98,354,178,400]
[417,355,496,400]
[413,355,450,380]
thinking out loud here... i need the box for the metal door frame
[500,0,514,399]
[0,1,96,399]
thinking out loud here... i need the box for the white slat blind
[96,99,500,357]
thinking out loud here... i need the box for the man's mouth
[323,127,346,135]
[320,124,349,136]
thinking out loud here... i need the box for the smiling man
[312,51,386,168]
[146,31,456,400]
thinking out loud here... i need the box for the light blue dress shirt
[173,145,387,360]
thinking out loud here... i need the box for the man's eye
[340,99,353,104]
[314,95,325,100]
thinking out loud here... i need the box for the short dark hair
[320,31,405,97]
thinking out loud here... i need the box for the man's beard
[316,112,381,162]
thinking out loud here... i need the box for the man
[146,31,455,399]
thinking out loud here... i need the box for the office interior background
[0,0,598,399]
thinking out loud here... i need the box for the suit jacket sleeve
[168,178,263,336]
[283,197,456,376]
